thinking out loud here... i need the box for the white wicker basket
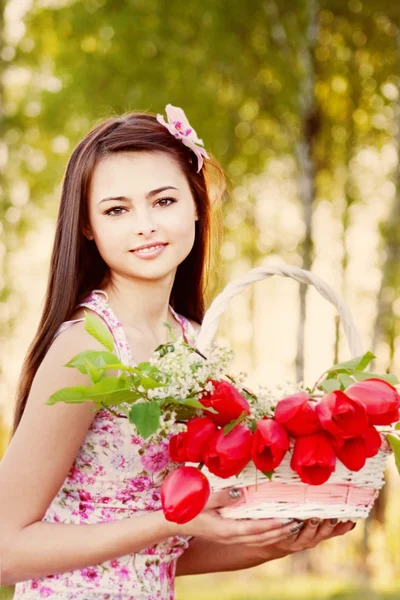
[195,264,392,521]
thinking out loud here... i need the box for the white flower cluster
[249,380,306,420]
[146,338,235,402]
[157,409,187,436]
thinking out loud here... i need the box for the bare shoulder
[0,317,112,536]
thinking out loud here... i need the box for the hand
[268,517,356,556]
[246,517,356,563]
[169,487,300,547]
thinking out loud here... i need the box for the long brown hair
[11,111,225,438]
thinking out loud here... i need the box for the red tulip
[315,390,369,439]
[199,379,251,427]
[185,417,218,462]
[274,392,321,437]
[168,432,187,463]
[252,418,290,472]
[161,466,210,524]
[291,432,336,485]
[333,424,382,471]
[204,424,253,478]
[345,378,400,426]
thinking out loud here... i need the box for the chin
[129,262,179,281]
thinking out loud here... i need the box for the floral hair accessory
[156,104,209,173]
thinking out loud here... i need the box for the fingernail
[228,488,241,499]
[288,522,305,537]
[330,518,338,525]
[281,518,296,525]
[309,518,320,526]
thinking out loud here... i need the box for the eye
[104,205,127,217]
[156,197,177,207]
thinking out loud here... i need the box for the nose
[133,208,157,236]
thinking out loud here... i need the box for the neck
[100,272,178,336]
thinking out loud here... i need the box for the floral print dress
[13,290,198,600]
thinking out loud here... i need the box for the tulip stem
[310,370,330,394]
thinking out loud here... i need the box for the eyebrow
[98,186,179,205]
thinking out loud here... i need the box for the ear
[82,225,94,240]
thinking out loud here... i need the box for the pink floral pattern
[13,290,198,599]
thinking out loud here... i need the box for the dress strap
[77,289,131,365]
[168,306,198,346]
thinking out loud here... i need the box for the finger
[287,517,322,546]
[324,520,356,539]
[237,521,305,547]
[214,516,296,543]
[225,520,304,546]
[205,487,244,510]
[311,518,341,543]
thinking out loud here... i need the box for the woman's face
[86,151,198,283]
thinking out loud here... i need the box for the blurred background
[1,0,400,598]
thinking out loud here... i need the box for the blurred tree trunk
[371,122,400,370]
[291,0,319,576]
[295,0,319,384]
[368,33,400,537]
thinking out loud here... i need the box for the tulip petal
[168,432,187,463]
[291,432,336,485]
[316,391,368,439]
[275,393,321,437]
[204,424,253,478]
[334,437,367,471]
[346,379,400,426]
[161,466,210,524]
[252,418,289,472]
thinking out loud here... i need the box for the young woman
[0,106,355,599]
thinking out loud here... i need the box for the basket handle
[196,264,364,358]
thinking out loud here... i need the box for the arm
[0,323,174,586]
[176,537,287,575]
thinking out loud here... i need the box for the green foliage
[65,350,121,374]
[387,434,400,475]
[128,401,161,439]
[84,310,115,352]
[316,352,399,393]
[223,411,248,435]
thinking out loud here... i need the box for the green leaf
[354,351,376,371]
[319,379,342,393]
[84,310,115,352]
[250,421,257,433]
[96,363,141,375]
[395,423,400,431]
[223,411,248,435]
[137,362,163,378]
[84,358,102,384]
[139,374,165,390]
[338,373,354,389]
[352,372,399,386]
[262,470,274,481]
[387,434,400,475]
[327,352,375,374]
[163,321,177,342]
[46,385,100,405]
[128,402,161,439]
[65,350,120,374]
[46,376,135,407]
[154,342,175,357]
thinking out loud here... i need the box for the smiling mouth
[129,243,168,257]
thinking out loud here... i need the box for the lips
[129,243,168,258]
